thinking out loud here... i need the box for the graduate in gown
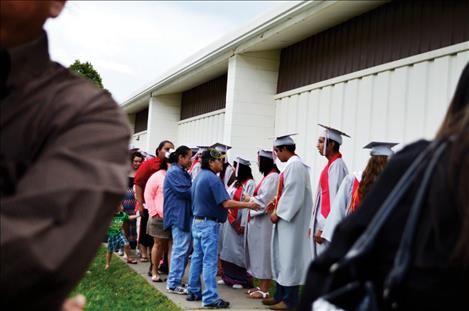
[220,157,256,288]
[310,125,349,258]
[244,150,279,299]
[322,142,397,242]
[263,134,313,311]
[189,146,208,181]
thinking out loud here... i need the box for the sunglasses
[208,148,226,160]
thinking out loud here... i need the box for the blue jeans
[167,226,192,289]
[187,219,220,305]
[274,283,299,308]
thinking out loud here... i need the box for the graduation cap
[273,133,297,147]
[318,124,350,145]
[196,146,209,153]
[210,143,231,153]
[236,156,251,166]
[363,142,398,157]
[258,149,274,159]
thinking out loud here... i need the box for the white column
[224,50,280,177]
[146,94,181,153]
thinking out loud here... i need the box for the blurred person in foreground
[299,62,469,310]
[0,1,131,310]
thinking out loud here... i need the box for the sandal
[246,287,260,295]
[249,290,269,299]
[140,257,149,262]
[151,275,165,283]
[127,258,138,264]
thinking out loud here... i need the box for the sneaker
[167,286,187,295]
[118,249,124,256]
[186,293,202,301]
[204,299,230,309]
[232,284,242,289]
[217,279,225,285]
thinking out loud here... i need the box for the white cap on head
[318,124,350,145]
[236,156,251,166]
[258,149,274,159]
[273,133,297,147]
[363,142,398,157]
[210,143,231,153]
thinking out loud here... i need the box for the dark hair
[234,163,253,188]
[259,156,279,176]
[443,62,469,265]
[129,151,143,162]
[201,150,212,170]
[168,145,191,164]
[159,157,169,171]
[357,155,389,203]
[328,139,340,152]
[155,140,173,154]
[276,144,296,153]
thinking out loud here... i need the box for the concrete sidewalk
[118,255,269,310]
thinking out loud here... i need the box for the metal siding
[180,74,227,120]
[177,112,225,147]
[274,50,469,187]
[277,0,469,93]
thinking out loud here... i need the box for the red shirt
[134,157,162,195]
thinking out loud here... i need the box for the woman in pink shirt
[144,159,172,282]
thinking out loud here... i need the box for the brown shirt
[0,32,131,310]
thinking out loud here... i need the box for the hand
[62,295,86,311]
[248,202,260,211]
[136,201,144,214]
[266,200,275,213]
[270,212,279,224]
[314,230,325,244]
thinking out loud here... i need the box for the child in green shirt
[106,205,140,270]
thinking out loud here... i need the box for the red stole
[228,179,250,225]
[348,177,361,214]
[320,153,342,218]
[188,159,199,173]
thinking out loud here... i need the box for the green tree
[69,60,111,95]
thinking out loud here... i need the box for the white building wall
[177,109,225,147]
[130,131,148,151]
[274,43,469,185]
[224,50,280,180]
[147,94,181,153]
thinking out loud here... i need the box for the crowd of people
[109,62,469,311]
[110,124,402,310]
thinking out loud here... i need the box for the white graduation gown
[190,162,201,181]
[271,156,313,286]
[310,158,348,258]
[321,171,361,242]
[245,172,279,279]
[220,179,256,268]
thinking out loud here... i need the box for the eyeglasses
[208,148,225,160]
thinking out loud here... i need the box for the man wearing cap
[210,143,235,188]
[310,125,349,257]
[262,134,312,310]
[187,149,259,308]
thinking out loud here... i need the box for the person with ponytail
[220,157,256,289]
[244,150,280,299]
[163,146,193,294]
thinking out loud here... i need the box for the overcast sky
[44,1,287,103]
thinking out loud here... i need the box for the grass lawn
[70,246,181,311]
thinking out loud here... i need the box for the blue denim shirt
[191,169,230,222]
[163,164,192,232]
